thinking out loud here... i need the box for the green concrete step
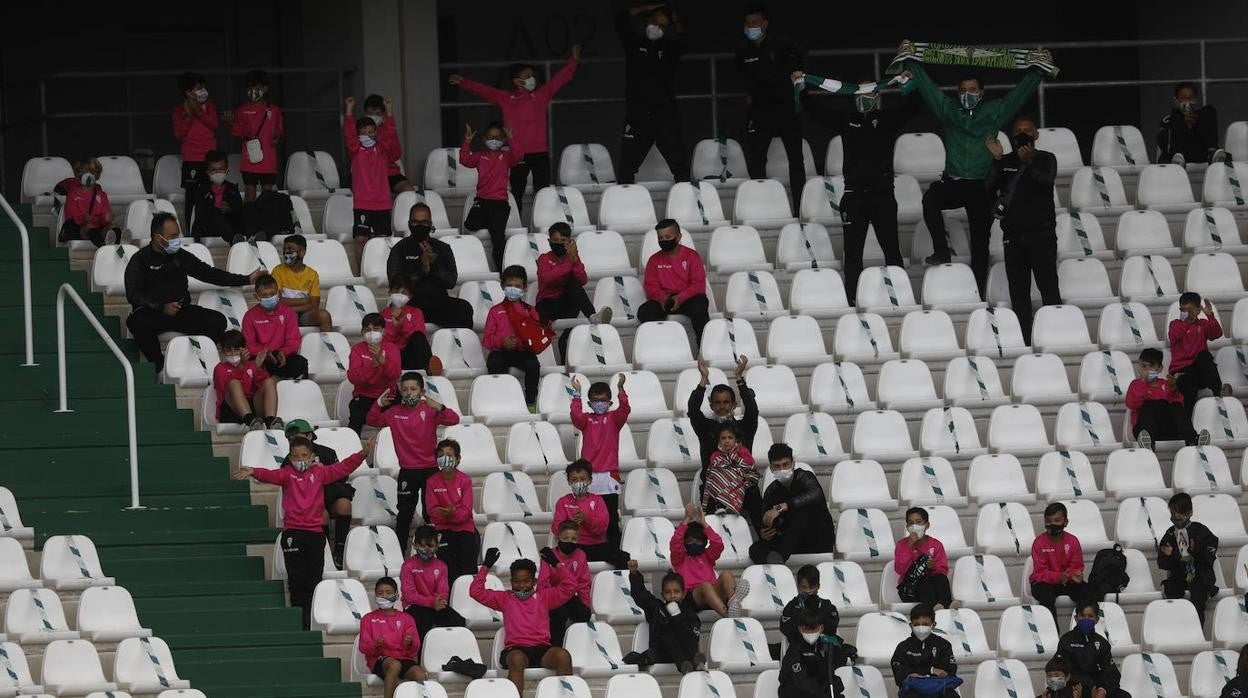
[143,607,304,635]
[124,578,288,599]
[167,632,326,657]
[104,554,269,582]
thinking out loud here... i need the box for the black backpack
[1087,544,1130,601]
[243,190,296,240]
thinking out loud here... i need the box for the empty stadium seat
[934,607,995,663]
[808,361,874,414]
[1118,211,1183,259]
[734,179,796,228]
[798,176,845,226]
[828,459,896,510]
[789,268,852,318]
[744,365,806,417]
[764,137,817,181]
[591,569,647,624]
[951,554,1019,610]
[1183,205,1247,254]
[761,316,827,367]
[450,573,503,629]
[41,534,114,590]
[1187,251,1247,302]
[1136,163,1196,212]
[76,585,152,643]
[21,155,73,204]
[575,230,634,279]
[1091,125,1149,172]
[776,222,837,271]
[443,423,510,475]
[708,225,770,273]
[1012,353,1078,405]
[973,659,1035,698]
[343,525,405,580]
[943,356,1007,407]
[1069,166,1131,215]
[467,677,523,698]
[852,409,917,461]
[1035,449,1105,501]
[1055,212,1113,260]
[0,640,41,694]
[1120,653,1185,698]
[666,181,730,232]
[1190,649,1241,698]
[0,488,34,542]
[480,521,540,575]
[1096,301,1161,351]
[919,406,986,459]
[620,516,675,572]
[835,507,895,562]
[1212,596,1248,648]
[834,312,898,363]
[349,474,399,527]
[1078,349,1135,403]
[1037,126,1085,174]
[1172,444,1240,494]
[739,564,798,619]
[1054,401,1121,453]
[921,263,986,313]
[1194,396,1248,447]
[534,675,592,698]
[286,151,343,199]
[275,379,338,427]
[691,138,749,186]
[481,471,548,523]
[699,318,761,370]
[897,456,966,507]
[6,587,79,643]
[565,621,637,675]
[876,359,942,411]
[310,577,371,634]
[94,155,148,205]
[856,266,919,315]
[965,307,1028,358]
[1143,598,1214,653]
[1202,162,1248,208]
[429,329,486,379]
[531,185,594,233]
[424,146,479,196]
[893,132,945,183]
[395,682,450,698]
[853,611,913,665]
[997,604,1060,659]
[708,617,780,672]
[812,560,874,616]
[90,244,139,295]
[599,184,658,234]
[559,144,617,193]
[975,501,1036,556]
[966,453,1036,506]
[606,672,663,698]
[469,374,541,425]
[1193,492,1248,546]
[1032,305,1098,354]
[676,670,737,698]
[1057,258,1117,308]
[988,404,1052,456]
[41,639,118,695]
[703,514,755,567]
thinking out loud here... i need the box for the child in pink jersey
[1168,291,1232,418]
[233,436,372,628]
[362,94,414,194]
[540,520,592,646]
[893,507,953,610]
[400,525,466,642]
[366,372,461,556]
[550,460,630,569]
[242,274,309,380]
[1029,502,1090,621]
[382,276,436,375]
[359,576,427,698]
[670,503,748,617]
[172,72,219,218]
[460,121,524,269]
[346,313,401,434]
[471,549,577,695]
[569,374,630,547]
[229,70,284,201]
[423,439,479,580]
[54,158,119,247]
[344,95,402,266]
[212,329,278,430]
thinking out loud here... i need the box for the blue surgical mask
[163,237,183,254]
[503,286,524,301]
[1076,618,1097,634]
[744,26,764,41]
[368,114,383,125]
[589,400,610,415]
[359,135,376,148]
[259,295,279,310]
[960,92,982,110]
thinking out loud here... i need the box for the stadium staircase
[0,203,362,697]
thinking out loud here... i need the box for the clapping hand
[482,547,502,569]
[985,136,1005,159]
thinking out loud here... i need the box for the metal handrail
[55,283,142,510]
[0,194,35,367]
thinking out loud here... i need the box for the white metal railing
[0,193,35,366]
[55,283,142,509]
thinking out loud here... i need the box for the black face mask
[550,243,567,257]
[1011,131,1034,150]
[409,223,432,240]
[658,238,679,252]
[1046,524,1065,537]
[1170,515,1190,529]
[557,541,578,555]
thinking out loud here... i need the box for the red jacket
[424,469,476,534]
[1029,531,1084,585]
[230,101,284,174]
[643,246,707,304]
[399,555,450,610]
[253,453,365,532]
[212,360,270,411]
[57,178,112,229]
[172,100,219,161]
[345,115,402,211]
[550,493,611,546]
[379,115,404,177]
[242,304,301,357]
[458,58,578,157]
[670,522,724,588]
[893,535,950,576]
[347,340,402,400]
[460,142,523,202]
[539,546,591,608]
[381,305,426,348]
[570,390,630,475]
[359,609,419,669]
[1125,377,1185,429]
[536,251,588,302]
[482,300,542,352]
[1167,316,1222,372]
[365,400,460,469]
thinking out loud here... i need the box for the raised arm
[903,61,958,123]
[988,69,1043,129]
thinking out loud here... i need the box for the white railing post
[0,194,36,367]
[54,283,143,510]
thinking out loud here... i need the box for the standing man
[125,212,260,373]
[616,2,689,184]
[904,57,1048,297]
[1156,82,1223,166]
[796,71,918,303]
[386,203,474,329]
[985,116,1061,344]
[735,5,806,212]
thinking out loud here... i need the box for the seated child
[346,313,401,433]
[780,607,845,698]
[1126,347,1209,449]
[1030,502,1090,621]
[1055,601,1127,698]
[55,157,119,246]
[780,565,841,646]
[272,234,333,331]
[889,603,959,698]
[670,503,749,617]
[1158,492,1220,625]
[1038,657,1076,698]
[701,425,759,515]
[569,374,630,548]
[551,459,630,569]
[212,329,278,430]
[539,522,591,646]
[536,222,610,361]
[400,525,466,641]
[470,549,576,696]
[189,150,244,241]
[894,507,953,610]
[242,273,310,379]
[360,576,426,698]
[383,276,437,373]
[483,265,552,406]
[623,559,703,673]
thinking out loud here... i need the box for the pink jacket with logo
[57,178,112,229]
[424,469,476,533]
[457,58,579,156]
[1029,531,1085,585]
[539,546,591,608]
[536,251,588,302]
[212,360,270,410]
[469,565,577,647]
[253,453,365,531]
[365,400,460,469]
[381,304,426,347]
[230,101,284,174]
[345,115,402,211]
[893,535,950,576]
[359,609,419,669]
[550,493,610,546]
[570,390,630,475]
[482,300,542,352]
[460,142,523,202]
[1167,316,1223,372]
[172,100,219,161]
[670,522,724,588]
[643,246,706,304]
[399,554,451,609]
[347,340,401,400]
[241,304,301,356]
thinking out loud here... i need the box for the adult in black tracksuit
[125,212,257,372]
[985,116,1061,345]
[747,444,836,564]
[735,6,806,211]
[627,561,702,672]
[799,76,919,304]
[1054,602,1127,698]
[386,203,474,329]
[616,3,689,184]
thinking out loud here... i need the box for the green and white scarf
[794,73,907,113]
[886,39,1059,77]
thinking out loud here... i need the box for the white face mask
[224,354,242,366]
[80,172,97,187]
[389,293,409,308]
[908,524,927,536]
[376,595,398,610]
[503,285,524,301]
[193,88,209,103]
[773,468,793,484]
[912,624,933,640]
[485,139,505,151]
[801,631,822,646]
[208,171,227,185]
[359,135,376,148]
[645,24,664,40]
[368,114,383,125]
[744,26,764,41]
[292,459,311,472]
[665,601,682,616]
[521,76,537,92]
[364,330,383,345]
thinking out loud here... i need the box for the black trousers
[840,186,903,304]
[181,160,205,226]
[405,603,467,642]
[486,349,540,404]
[398,332,433,373]
[652,626,700,665]
[509,152,551,215]
[127,304,229,370]
[395,468,435,556]
[348,396,374,434]
[601,492,623,552]
[437,528,480,582]
[412,283,474,329]
[619,104,690,184]
[748,504,835,564]
[923,177,994,296]
[58,220,118,247]
[548,597,592,646]
[1134,400,1199,444]
[744,108,804,212]
[260,352,309,380]
[1175,350,1224,418]
[537,278,597,363]
[581,542,631,570]
[1003,229,1062,344]
[281,528,325,630]
[1162,575,1214,624]
[191,201,244,241]
[898,573,954,608]
[464,198,512,271]
[637,294,710,343]
[1030,581,1091,621]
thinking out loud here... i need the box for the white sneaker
[726,579,750,617]
[1172,153,1187,167]
[1137,429,1154,451]
[1212,148,1229,164]
[1197,429,1211,447]
[596,307,613,325]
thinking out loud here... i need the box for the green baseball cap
[284,419,314,436]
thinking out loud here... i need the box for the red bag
[503,301,555,354]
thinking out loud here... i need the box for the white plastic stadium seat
[1091,125,1149,173]
[575,230,634,280]
[1142,598,1213,653]
[975,501,1036,556]
[40,535,114,590]
[852,410,917,462]
[776,222,837,270]
[1054,401,1122,453]
[95,155,148,205]
[692,138,749,186]
[743,365,806,417]
[599,184,658,234]
[606,673,663,698]
[997,604,1060,659]
[734,179,796,228]
[1171,445,1241,495]
[835,508,895,562]
[666,181,730,232]
[1184,206,1248,253]
[799,176,845,226]
[921,263,986,313]
[764,137,817,181]
[480,522,540,575]
[934,607,995,663]
[973,659,1036,698]
[919,406,986,459]
[114,636,191,692]
[943,356,1007,407]
[531,186,594,233]
[708,617,780,672]
[1116,210,1182,257]
[766,315,829,366]
[1202,162,1248,208]
[559,143,617,193]
[856,266,919,315]
[0,488,34,541]
[1057,258,1117,308]
[1193,396,1248,448]
[708,226,770,273]
[1037,127,1085,175]
[951,554,1020,610]
[1136,163,1196,212]
[1186,251,1247,303]
[1192,492,1248,546]
[987,404,1052,456]
[622,468,684,518]
[1120,653,1184,698]
[828,459,896,510]
[41,639,118,695]
[897,456,967,507]
[481,471,549,523]
[620,516,675,572]
[1035,450,1104,502]
[834,312,898,363]
[424,146,478,196]
[789,268,852,318]
[285,151,343,199]
[91,244,139,296]
[76,586,152,642]
[1055,212,1113,260]
[1097,302,1161,350]
[6,587,79,643]
[21,155,74,204]
[875,360,942,412]
[967,453,1035,506]
[1212,596,1248,649]
[564,621,637,675]
[808,361,875,414]
[1189,649,1241,698]
[421,626,489,681]
[1069,166,1131,215]
[343,525,405,581]
[893,132,945,183]
[1031,306,1097,354]
[853,611,913,665]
